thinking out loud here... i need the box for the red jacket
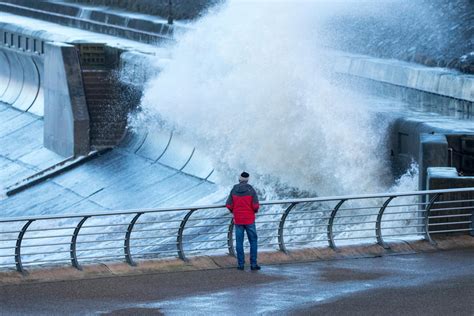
[226,182,260,225]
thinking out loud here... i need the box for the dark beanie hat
[239,171,250,182]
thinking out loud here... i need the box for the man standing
[226,172,261,271]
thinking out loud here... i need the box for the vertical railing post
[124,212,143,266]
[177,209,196,261]
[15,220,34,274]
[278,203,298,254]
[424,193,442,245]
[327,200,346,249]
[376,196,396,249]
[227,218,235,257]
[70,216,90,270]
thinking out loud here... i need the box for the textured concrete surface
[0,102,218,216]
[0,248,473,315]
[0,105,64,192]
[44,42,90,157]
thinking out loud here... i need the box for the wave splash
[135,1,418,198]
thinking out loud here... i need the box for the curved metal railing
[0,187,473,273]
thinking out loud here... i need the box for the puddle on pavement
[318,267,387,282]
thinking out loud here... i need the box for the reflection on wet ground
[0,234,473,314]
[318,266,387,282]
[117,249,474,315]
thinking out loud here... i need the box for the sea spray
[133,1,419,199]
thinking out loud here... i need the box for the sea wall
[66,0,223,20]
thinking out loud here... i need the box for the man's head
[239,171,250,183]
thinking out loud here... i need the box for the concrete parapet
[427,167,474,235]
[334,53,474,104]
[0,235,472,285]
[44,42,90,157]
[419,134,448,191]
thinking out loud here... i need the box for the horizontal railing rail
[0,187,473,273]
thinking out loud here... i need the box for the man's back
[226,171,261,270]
[226,182,259,225]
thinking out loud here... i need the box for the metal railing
[0,187,473,273]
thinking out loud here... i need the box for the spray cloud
[136,0,418,197]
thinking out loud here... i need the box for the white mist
[136,0,418,197]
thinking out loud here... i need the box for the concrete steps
[0,0,183,44]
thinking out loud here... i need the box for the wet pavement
[0,249,473,315]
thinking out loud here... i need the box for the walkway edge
[0,235,473,285]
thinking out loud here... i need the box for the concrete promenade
[0,248,473,315]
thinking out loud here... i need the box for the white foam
[135,1,421,198]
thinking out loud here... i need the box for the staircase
[82,69,130,149]
[78,44,131,149]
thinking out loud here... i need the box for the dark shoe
[251,265,261,271]
[237,265,244,270]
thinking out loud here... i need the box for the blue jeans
[235,223,258,267]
